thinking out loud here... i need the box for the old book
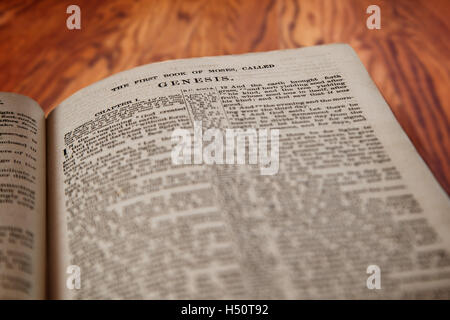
[0,44,449,299]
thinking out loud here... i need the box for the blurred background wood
[0,0,449,194]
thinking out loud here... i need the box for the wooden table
[0,0,449,194]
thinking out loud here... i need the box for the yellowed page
[47,44,450,299]
[0,93,45,299]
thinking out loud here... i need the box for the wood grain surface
[0,0,449,194]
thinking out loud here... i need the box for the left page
[0,93,46,299]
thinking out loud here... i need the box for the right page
[47,44,450,299]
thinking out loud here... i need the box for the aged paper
[0,93,46,299]
[47,44,450,299]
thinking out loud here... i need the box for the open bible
[1,44,449,299]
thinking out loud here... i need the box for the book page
[47,44,450,299]
[0,93,46,299]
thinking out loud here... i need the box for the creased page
[0,93,45,299]
[47,44,450,299]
